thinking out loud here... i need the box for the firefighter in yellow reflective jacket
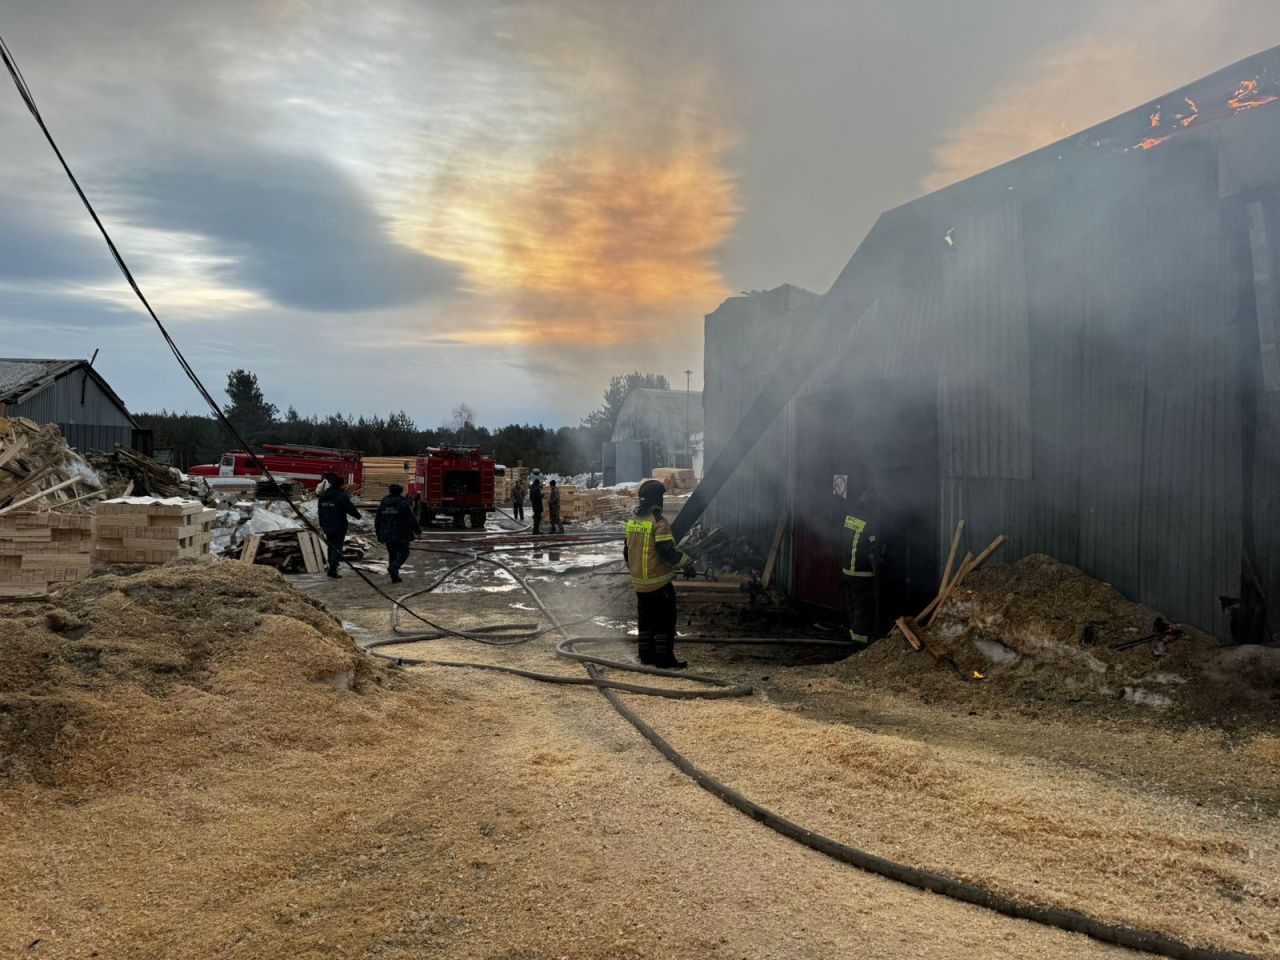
[841,491,881,648]
[624,479,694,668]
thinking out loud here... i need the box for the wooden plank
[0,434,29,471]
[239,534,262,564]
[922,535,1007,627]
[939,520,965,595]
[298,531,322,573]
[922,551,974,626]
[760,511,788,589]
[0,476,81,516]
[895,616,923,651]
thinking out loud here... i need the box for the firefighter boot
[637,633,657,666]
[653,636,686,670]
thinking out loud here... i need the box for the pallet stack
[93,497,217,564]
[359,457,416,501]
[649,467,697,492]
[496,466,529,505]
[556,487,633,523]
[0,511,94,597]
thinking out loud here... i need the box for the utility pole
[684,369,693,468]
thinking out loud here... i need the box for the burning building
[701,48,1280,642]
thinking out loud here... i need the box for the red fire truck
[188,444,363,491]
[407,446,496,528]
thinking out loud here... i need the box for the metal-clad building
[612,388,704,465]
[703,48,1280,641]
[702,285,820,551]
[0,358,146,453]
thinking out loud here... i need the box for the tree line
[137,369,671,474]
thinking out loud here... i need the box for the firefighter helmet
[637,479,667,504]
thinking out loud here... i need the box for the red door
[792,393,849,611]
[791,384,940,618]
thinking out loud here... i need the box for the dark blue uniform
[375,493,421,582]
[529,478,544,534]
[317,486,362,576]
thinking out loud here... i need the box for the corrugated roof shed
[0,357,140,452]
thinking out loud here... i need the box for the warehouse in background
[605,387,705,484]
[701,48,1280,643]
[0,357,150,455]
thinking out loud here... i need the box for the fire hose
[364,546,1258,960]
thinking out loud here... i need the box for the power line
[0,31,439,623]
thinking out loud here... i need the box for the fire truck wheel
[469,510,486,530]
[452,513,465,529]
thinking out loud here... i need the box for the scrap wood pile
[0,417,104,515]
[859,526,1280,724]
[211,499,373,572]
[84,446,194,499]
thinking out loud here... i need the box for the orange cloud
[415,115,737,347]
[394,0,739,348]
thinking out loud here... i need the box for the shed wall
[7,371,136,452]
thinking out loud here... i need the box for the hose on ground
[366,538,1257,960]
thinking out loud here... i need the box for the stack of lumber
[557,486,634,523]
[93,497,217,564]
[359,456,416,501]
[0,416,106,514]
[0,511,93,597]
[496,466,529,504]
[649,467,697,492]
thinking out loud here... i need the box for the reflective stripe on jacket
[842,514,876,577]
[625,514,678,592]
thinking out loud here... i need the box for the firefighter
[529,468,544,534]
[511,473,526,521]
[375,483,421,584]
[841,489,881,647]
[548,479,564,533]
[623,479,694,668]
[317,472,362,578]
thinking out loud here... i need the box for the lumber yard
[1,10,1279,960]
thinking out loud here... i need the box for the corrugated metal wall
[8,371,137,453]
[704,135,1267,639]
[702,286,818,557]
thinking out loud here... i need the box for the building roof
[612,387,705,454]
[0,357,137,425]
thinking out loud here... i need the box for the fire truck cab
[189,444,362,491]
[407,446,495,528]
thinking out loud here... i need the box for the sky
[2,0,1279,427]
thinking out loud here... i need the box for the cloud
[403,0,739,347]
[118,144,460,312]
[0,200,115,283]
[923,0,1280,192]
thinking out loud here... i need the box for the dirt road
[2,539,1276,958]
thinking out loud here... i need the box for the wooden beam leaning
[922,535,1007,627]
[761,511,788,589]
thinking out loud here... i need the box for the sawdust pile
[634,694,1280,959]
[0,560,384,790]
[851,554,1280,726]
